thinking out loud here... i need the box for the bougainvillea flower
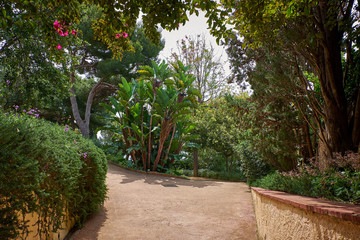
[53,20,60,29]
[122,32,128,38]
[57,44,62,49]
[59,31,68,36]
[116,33,121,38]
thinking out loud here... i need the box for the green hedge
[252,170,360,205]
[0,113,107,239]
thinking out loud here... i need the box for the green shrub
[237,142,272,183]
[0,113,107,239]
[312,169,360,204]
[252,172,315,197]
[252,152,360,205]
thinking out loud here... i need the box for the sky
[159,11,232,79]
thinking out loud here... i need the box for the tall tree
[169,34,227,103]
[168,34,228,176]
[218,0,360,156]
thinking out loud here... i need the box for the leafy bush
[252,152,360,205]
[0,113,107,239]
[312,169,360,204]
[236,142,272,183]
[252,172,315,197]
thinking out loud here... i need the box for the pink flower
[71,29,77,35]
[69,23,71,26]
[122,32,128,38]
[57,44,62,49]
[6,80,10,85]
[35,114,39,118]
[74,140,77,143]
[59,31,68,36]
[53,20,60,30]
[116,33,121,38]
[13,105,19,109]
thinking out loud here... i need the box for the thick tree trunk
[352,89,360,150]
[313,2,353,154]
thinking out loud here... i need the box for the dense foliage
[253,152,360,205]
[0,112,107,239]
[101,61,199,172]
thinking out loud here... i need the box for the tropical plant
[101,61,200,172]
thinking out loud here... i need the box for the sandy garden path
[68,163,257,240]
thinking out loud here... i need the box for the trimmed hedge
[0,113,107,239]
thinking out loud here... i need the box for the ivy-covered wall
[0,112,107,239]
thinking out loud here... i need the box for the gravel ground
[68,163,257,240]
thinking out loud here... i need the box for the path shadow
[108,163,222,189]
[66,206,108,240]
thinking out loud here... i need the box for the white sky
[158,11,244,95]
[159,11,231,78]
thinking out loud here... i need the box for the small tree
[192,95,243,172]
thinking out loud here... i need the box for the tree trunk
[69,72,104,138]
[352,89,360,150]
[193,150,198,177]
[303,123,314,161]
[225,156,229,172]
[313,2,353,154]
[152,119,173,171]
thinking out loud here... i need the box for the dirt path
[69,163,257,240]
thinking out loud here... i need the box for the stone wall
[251,187,360,240]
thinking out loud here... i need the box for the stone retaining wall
[251,187,360,240]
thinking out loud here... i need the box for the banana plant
[101,60,200,172]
